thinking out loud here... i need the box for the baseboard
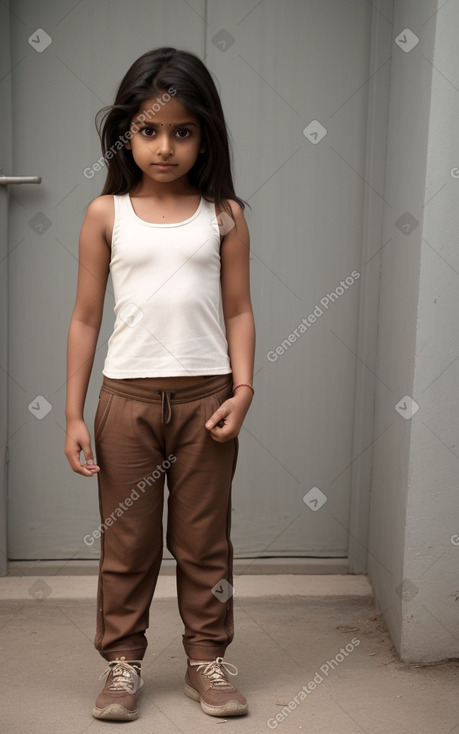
[7,557,350,577]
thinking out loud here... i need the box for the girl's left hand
[205,391,253,442]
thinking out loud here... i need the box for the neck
[131,175,198,199]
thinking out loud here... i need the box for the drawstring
[160,390,172,424]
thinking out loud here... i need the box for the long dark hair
[96,47,247,214]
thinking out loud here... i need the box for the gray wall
[368,0,459,662]
[3,0,457,664]
[3,0,374,566]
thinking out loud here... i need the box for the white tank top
[102,193,232,378]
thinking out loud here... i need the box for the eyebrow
[135,120,199,127]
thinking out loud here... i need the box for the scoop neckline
[126,193,204,227]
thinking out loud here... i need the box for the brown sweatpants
[93,372,238,662]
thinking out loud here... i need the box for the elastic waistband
[100,373,233,404]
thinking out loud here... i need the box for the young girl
[64,47,255,722]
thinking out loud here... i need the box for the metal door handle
[0,176,42,185]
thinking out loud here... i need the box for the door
[3,0,377,568]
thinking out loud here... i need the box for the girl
[64,47,255,722]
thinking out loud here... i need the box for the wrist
[65,413,84,423]
[231,384,254,405]
[232,383,254,397]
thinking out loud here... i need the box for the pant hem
[184,643,229,661]
[100,648,147,662]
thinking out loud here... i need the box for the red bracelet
[232,383,254,396]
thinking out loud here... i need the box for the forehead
[132,95,200,124]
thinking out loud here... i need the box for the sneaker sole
[184,683,248,717]
[92,703,139,721]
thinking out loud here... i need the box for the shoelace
[99,661,143,693]
[190,656,239,689]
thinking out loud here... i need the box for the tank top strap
[111,193,131,243]
[201,197,220,237]
[113,192,131,218]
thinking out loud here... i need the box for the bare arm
[205,200,256,442]
[64,196,112,475]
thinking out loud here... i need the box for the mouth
[153,163,177,168]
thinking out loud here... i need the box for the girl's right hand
[65,419,100,477]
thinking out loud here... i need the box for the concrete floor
[0,574,458,734]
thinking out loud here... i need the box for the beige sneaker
[185,656,248,717]
[92,659,144,721]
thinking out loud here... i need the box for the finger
[81,441,100,471]
[83,460,100,471]
[208,420,234,439]
[72,458,93,476]
[84,463,100,474]
[81,442,96,466]
[79,466,96,477]
[209,429,234,443]
[205,406,228,430]
[77,459,98,476]
[69,448,99,476]
[209,416,240,442]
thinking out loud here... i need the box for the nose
[157,130,173,157]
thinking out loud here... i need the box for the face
[125,95,206,186]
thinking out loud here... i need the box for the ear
[125,140,132,150]
[199,142,207,154]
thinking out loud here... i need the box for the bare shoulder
[215,199,249,241]
[84,194,115,246]
[86,194,114,219]
[215,198,245,220]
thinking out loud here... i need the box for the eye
[140,127,156,137]
[175,128,192,139]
